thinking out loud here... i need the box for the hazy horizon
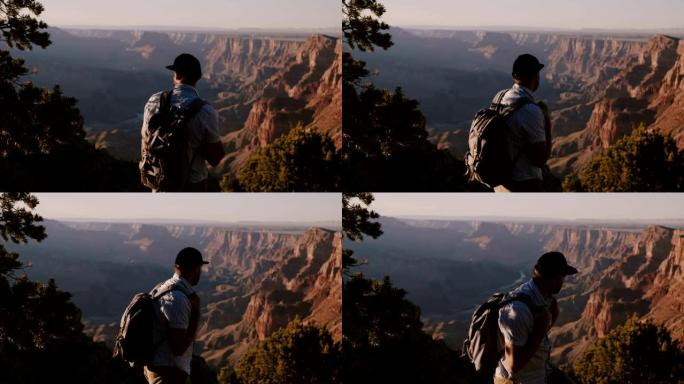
[382,0,684,31]
[39,0,338,30]
[371,194,684,222]
[32,193,341,224]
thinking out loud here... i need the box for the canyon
[346,217,684,364]
[14,28,341,179]
[9,220,342,367]
[356,28,684,177]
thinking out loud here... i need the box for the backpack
[462,292,539,384]
[465,89,533,189]
[112,284,184,367]
[140,91,207,192]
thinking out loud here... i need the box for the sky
[32,193,341,224]
[382,0,684,30]
[372,193,684,222]
[39,0,339,29]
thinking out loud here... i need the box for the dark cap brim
[165,65,175,71]
[564,265,578,275]
[202,261,210,265]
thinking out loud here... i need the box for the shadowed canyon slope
[357,29,684,176]
[9,220,342,366]
[14,28,341,177]
[346,217,684,364]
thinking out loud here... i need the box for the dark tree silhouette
[342,193,476,383]
[0,0,140,191]
[0,193,142,384]
[342,192,382,270]
[342,0,465,191]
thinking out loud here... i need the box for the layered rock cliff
[199,228,342,365]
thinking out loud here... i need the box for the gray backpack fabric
[465,89,534,189]
[140,91,207,192]
[462,292,538,384]
[112,283,187,367]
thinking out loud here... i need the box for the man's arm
[203,142,225,167]
[503,307,552,374]
[200,106,225,167]
[521,103,550,167]
[167,293,200,356]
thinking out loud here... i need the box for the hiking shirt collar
[171,272,196,295]
[512,83,536,102]
[173,83,199,97]
[525,278,551,306]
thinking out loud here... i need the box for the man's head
[166,53,202,86]
[532,251,578,295]
[174,247,209,286]
[512,54,545,92]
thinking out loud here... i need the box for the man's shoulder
[146,91,167,107]
[197,101,217,117]
[499,298,534,322]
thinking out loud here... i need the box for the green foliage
[0,193,45,277]
[573,316,684,384]
[342,192,382,270]
[342,81,465,191]
[232,125,340,192]
[0,2,139,191]
[0,0,51,50]
[342,0,465,191]
[342,0,393,52]
[233,319,340,384]
[343,276,475,384]
[564,127,684,192]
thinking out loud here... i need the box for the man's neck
[531,278,552,299]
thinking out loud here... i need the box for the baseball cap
[175,247,209,268]
[512,54,545,78]
[534,252,578,277]
[165,53,202,80]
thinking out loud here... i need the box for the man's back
[141,84,221,189]
[494,84,546,183]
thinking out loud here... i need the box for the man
[144,247,209,384]
[140,53,225,192]
[494,252,578,384]
[494,54,553,192]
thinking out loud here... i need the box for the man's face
[531,72,541,92]
[188,265,202,286]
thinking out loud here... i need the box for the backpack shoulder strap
[150,283,189,301]
[502,292,543,313]
[158,90,172,115]
[180,98,207,123]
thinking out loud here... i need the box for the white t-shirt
[495,84,547,182]
[150,274,196,375]
[494,279,552,384]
